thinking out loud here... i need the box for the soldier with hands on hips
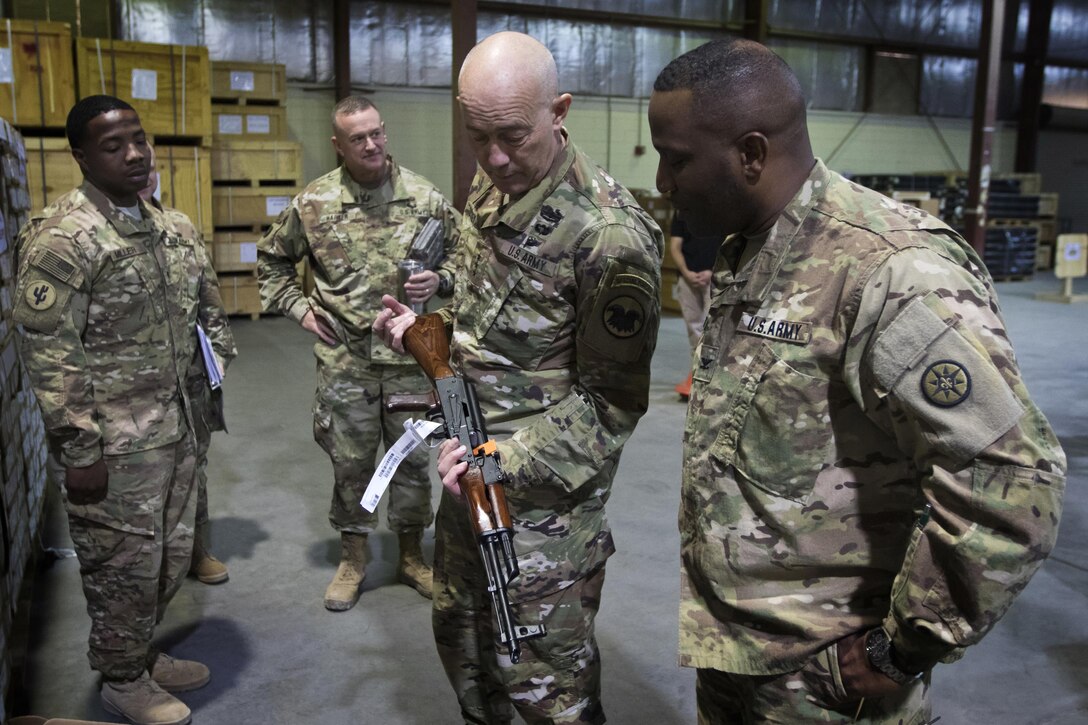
[14,95,236,725]
[648,39,1066,723]
[376,31,662,725]
[258,95,460,610]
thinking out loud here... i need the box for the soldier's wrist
[436,271,454,297]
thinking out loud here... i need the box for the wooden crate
[156,144,213,238]
[661,269,681,314]
[1037,192,1059,218]
[217,271,262,318]
[0,19,76,129]
[24,136,80,214]
[212,185,299,228]
[213,104,288,142]
[75,37,211,142]
[210,141,301,184]
[211,229,261,273]
[210,61,286,105]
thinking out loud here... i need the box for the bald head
[655,39,809,153]
[459,31,558,105]
[456,32,572,198]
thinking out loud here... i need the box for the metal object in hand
[397,259,425,314]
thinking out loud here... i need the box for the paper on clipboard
[197,323,224,390]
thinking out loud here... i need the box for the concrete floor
[13,272,1088,725]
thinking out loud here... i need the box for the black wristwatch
[864,628,921,685]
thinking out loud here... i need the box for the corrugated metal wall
[0,1,1060,116]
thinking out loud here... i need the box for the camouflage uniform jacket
[258,159,460,364]
[13,182,236,533]
[440,137,663,601]
[680,159,1066,675]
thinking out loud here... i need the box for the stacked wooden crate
[209,61,301,318]
[19,32,215,243]
[4,18,78,215]
[0,118,49,724]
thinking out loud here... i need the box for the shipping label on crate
[0,48,12,83]
[218,114,243,135]
[266,196,290,217]
[132,69,158,101]
[246,115,270,134]
[238,242,258,263]
[230,70,255,91]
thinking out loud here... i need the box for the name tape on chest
[739,312,812,344]
[500,240,558,277]
[109,246,145,262]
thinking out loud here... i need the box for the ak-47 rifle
[387,313,545,663]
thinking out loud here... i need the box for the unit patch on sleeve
[739,312,811,344]
[603,295,645,338]
[921,359,971,407]
[25,280,57,310]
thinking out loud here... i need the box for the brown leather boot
[324,532,367,611]
[397,529,433,599]
[189,523,228,584]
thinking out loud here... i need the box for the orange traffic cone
[675,372,692,401]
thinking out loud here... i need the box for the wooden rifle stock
[396,311,544,661]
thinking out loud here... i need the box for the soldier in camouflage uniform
[13,96,236,725]
[140,144,232,585]
[257,95,460,611]
[376,32,662,725]
[649,40,1066,723]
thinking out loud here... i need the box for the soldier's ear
[70,146,89,174]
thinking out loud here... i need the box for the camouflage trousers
[187,372,226,527]
[695,645,931,725]
[312,342,434,534]
[64,435,198,682]
[433,493,606,725]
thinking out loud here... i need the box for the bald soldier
[649,40,1066,723]
[376,31,662,725]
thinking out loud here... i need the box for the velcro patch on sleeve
[870,293,1024,463]
[34,248,78,283]
[583,258,658,363]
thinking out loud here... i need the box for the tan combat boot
[148,652,210,692]
[324,532,367,611]
[101,672,191,725]
[397,529,433,599]
[189,523,228,584]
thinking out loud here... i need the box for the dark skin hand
[837,630,908,699]
[66,458,109,505]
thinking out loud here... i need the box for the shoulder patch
[35,249,78,283]
[921,359,971,407]
[25,280,57,310]
[602,295,646,339]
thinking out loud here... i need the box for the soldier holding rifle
[375,31,662,725]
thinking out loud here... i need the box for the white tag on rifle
[360,418,442,512]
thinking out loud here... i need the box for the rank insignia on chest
[739,312,812,344]
[26,280,57,310]
[921,359,971,407]
[603,295,645,338]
